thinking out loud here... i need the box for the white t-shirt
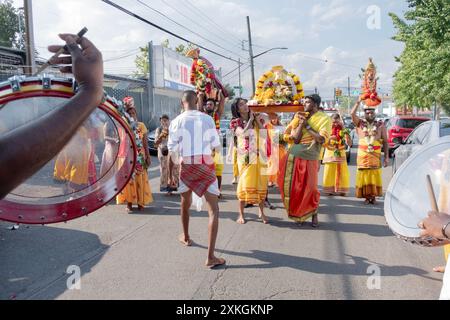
[168,110,221,159]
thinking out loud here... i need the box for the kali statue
[187,48,228,105]
[360,58,382,108]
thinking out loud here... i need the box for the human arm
[419,211,450,240]
[216,90,225,118]
[143,132,151,167]
[351,98,362,127]
[0,34,103,200]
[154,128,163,147]
[197,92,205,111]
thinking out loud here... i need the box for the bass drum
[0,75,137,224]
[385,136,450,247]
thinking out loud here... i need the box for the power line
[101,0,241,64]
[135,0,244,60]
[223,65,251,81]
[104,49,141,62]
[158,0,244,54]
[177,0,244,47]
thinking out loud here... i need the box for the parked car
[220,119,230,147]
[392,119,450,174]
[386,116,430,157]
[343,115,354,130]
[147,129,158,156]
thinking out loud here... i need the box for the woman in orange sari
[267,113,286,188]
[116,98,153,212]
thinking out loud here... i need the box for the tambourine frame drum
[0,75,137,224]
[385,136,450,247]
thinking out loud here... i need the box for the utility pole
[246,16,256,97]
[238,58,242,98]
[24,0,36,75]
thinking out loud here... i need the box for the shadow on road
[0,224,107,300]
[194,245,431,279]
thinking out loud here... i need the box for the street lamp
[252,47,288,60]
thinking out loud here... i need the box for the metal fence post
[148,42,155,129]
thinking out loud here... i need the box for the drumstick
[426,174,439,212]
[33,27,88,76]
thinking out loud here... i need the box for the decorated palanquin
[360,58,382,108]
[187,48,228,102]
[248,66,305,113]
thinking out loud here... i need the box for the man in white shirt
[168,90,226,269]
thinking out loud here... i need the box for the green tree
[390,0,450,114]
[0,0,25,49]
[223,83,236,100]
[133,46,149,78]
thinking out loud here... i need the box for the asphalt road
[0,149,445,300]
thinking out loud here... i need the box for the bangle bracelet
[442,222,450,239]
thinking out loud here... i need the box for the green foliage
[223,83,236,100]
[133,40,195,78]
[133,46,149,78]
[390,0,450,113]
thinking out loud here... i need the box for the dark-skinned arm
[216,90,225,119]
[0,34,103,200]
[351,98,362,128]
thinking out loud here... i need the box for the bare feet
[126,203,133,213]
[312,215,319,228]
[236,216,246,224]
[206,257,226,269]
[259,214,270,224]
[178,234,193,247]
[433,266,446,273]
[138,205,145,211]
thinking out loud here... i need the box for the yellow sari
[355,123,383,199]
[54,126,90,187]
[117,122,153,206]
[323,142,350,195]
[236,123,268,204]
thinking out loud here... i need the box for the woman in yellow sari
[230,98,270,225]
[116,98,153,212]
[54,126,91,193]
[322,114,351,196]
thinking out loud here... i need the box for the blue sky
[12,0,409,99]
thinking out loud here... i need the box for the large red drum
[0,75,137,224]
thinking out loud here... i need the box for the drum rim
[384,135,450,242]
[0,77,138,224]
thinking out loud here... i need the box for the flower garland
[190,58,214,95]
[329,124,350,157]
[361,121,378,153]
[110,95,146,173]
[253,66,304,106]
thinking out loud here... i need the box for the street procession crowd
[1,32,450,295]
